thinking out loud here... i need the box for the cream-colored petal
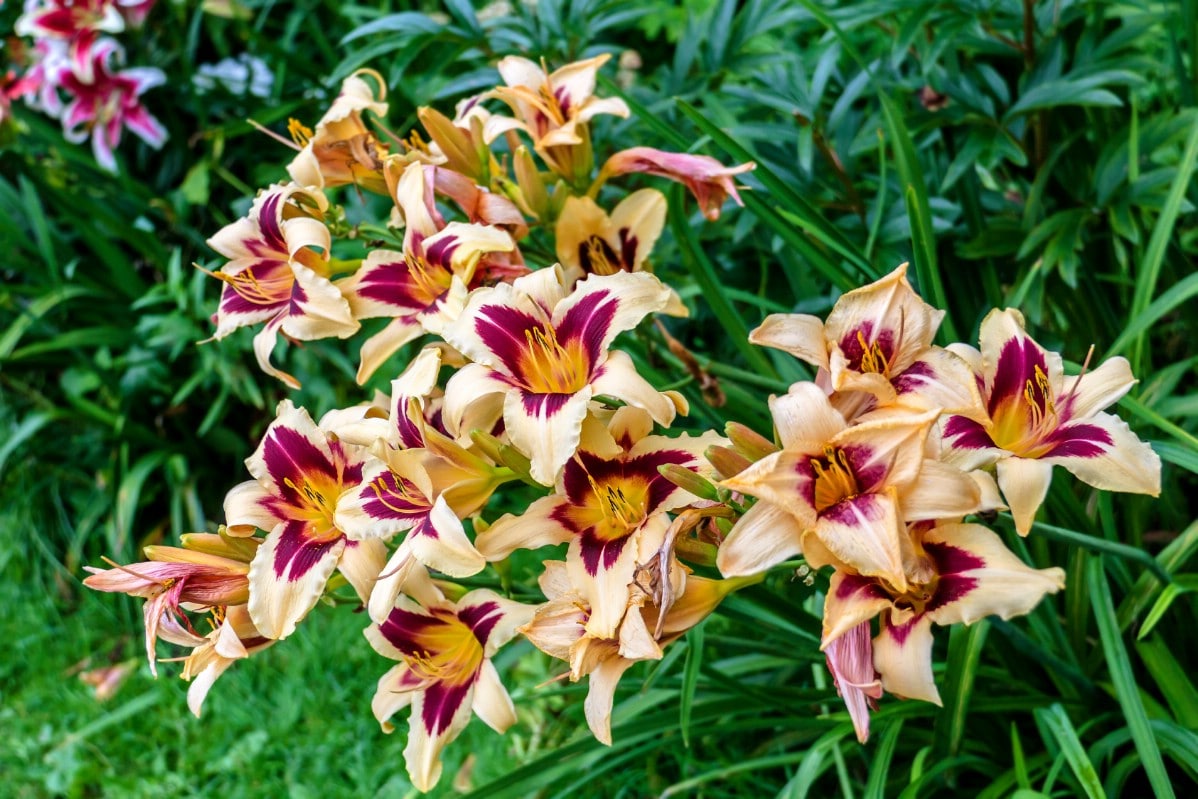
[832,408,939,491]
[590,350,677,427]
[504,387,592,486]
[223,479,276,536]
[609,188,667,270]
[337,537,388,604]
[821,570,893,647]
[408,495,486,577]
[370,663,418,733]
[891,347,986,419]
[749,313,829,370]
[873,613,940,705]
[584,656,638,745]
[441,362,508,442]
[720,451,816,525]
[716,500,807,578]
[366,542,419,624]
[900,460,983,521]
[553,270,672,354]
[996,456,1053,535]
[251,316,298,389]
[814,490,909,592]
[404,685,475,792]
[1062,357,1136,420]
[280,262,359,342]
[246,525,346,640]
[476,495,574,560]
[924,523,1065,627]
[1048,413,1161,496]
[769,381,846,451]
[471,659,517,734]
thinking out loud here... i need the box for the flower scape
[83,56,1162,791]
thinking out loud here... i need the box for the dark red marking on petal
[892,360,934,395]
[378,606,439,655]
[820,492,883,526]
[474,304,543,377]
[579,529,631,576]
[1041,423,1112,458]
[835,573,889,601]
[360,470,432,525]
[356,256,431,313]
[459,600,502,644]
[988,336,1048,415]
[884,615,919,646]
[841,444,886,494]
[271,522,343,581]
[521,392,571,417]
[618,229,638,271]
[839,322,895,373]
[556,289,617,371]
[262,426,337,502]
[924,539,984,614]
[943,416,996,450]
[421,679,473,735]
[424,236,460,268]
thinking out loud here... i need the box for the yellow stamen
[288,118,314,148]
[856,330,889,375]
[583,235,621,276]
[520,325,588,394]
[811,446,860,511]
[367,473,423,516]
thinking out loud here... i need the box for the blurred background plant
[2,0,1196,796]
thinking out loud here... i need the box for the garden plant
[2,1,1197,797]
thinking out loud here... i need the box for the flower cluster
[6,0,164,170]
[86,54,1161,790]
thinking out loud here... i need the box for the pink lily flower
[599,147,756,221]
[15,0,125,40]
[56,34,166,172]
[941,309,1161,534]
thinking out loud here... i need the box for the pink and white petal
[367,541,419,624]
[590,350,676,426]
[769,382,846,451]
[251,316,299,389]
[979,309,1065,413]
[873,613,940,705]
[245,399,338,494]
[223,479,278,536]
[471,659,517,734]
[281,263,358,341]
[408,495,486,577]
[716,499,807,578]
[476,495,574,560]
[815,490,909,591]
[553,271,671,355]
[441,362,509,439]
[246,523,346,640]
[370,663,419,733]
[496,55,544,91]
[1047,413,1161,496]
[924,523,1065,627]
[336,537,388,604]
[609,188,667,270]
[1061,357,1136,420]
[458,589,536,653]
[824,620,882,744]
[549,54,609,105]
[821,571,893,646]
[585,656,638,745]
[900,460,983,521]
[939,414,1004,471]
[892,347,985,419]
[504,387,593,486]
[355,317,424,385]
[720,451,815,524]
[996,456,1054,535]
[123,106,168,148]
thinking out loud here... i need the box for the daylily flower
[717,382,982,590]
[339,161,514,383]
[83,543,252,675]
[491,54,629,182]
[555,189,664,282]
[204,182,358,388]
[15,0,125,40]
[941,309,1161,534]
[750,263,982,421]
[477,407,725,638]
[56,34,167,172]
[366,571,534,791]
[598,147,756,221]
[441,266,679,485]
[177,604,274,717]
[222,400,386,640]
[822,522,1064,704]
[286,69,391,193]
[415,96,512,183]
[521,559,750,744]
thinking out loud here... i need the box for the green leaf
[680,619,705,747]
[934,620,989,758]
[1033,704,1106,799]
[1088,556,1176,799]
[864,719,905,799]
[1135,634,1198,728]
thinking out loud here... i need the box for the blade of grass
[933,620,990,758]
[997,516,1170,582]
[1087,556,1176,799]
[1129,115,1198,374]
[1105,271,1198,358]
[679,619,705,747]
[1135,634,1198,728]
[864,719,905,799]
[1034,704,1106,799]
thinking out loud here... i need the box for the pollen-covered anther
[856,330,890,375]
[522,326,587,393]
[288,118,313,147]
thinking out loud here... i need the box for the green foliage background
[1,0,1196,796]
